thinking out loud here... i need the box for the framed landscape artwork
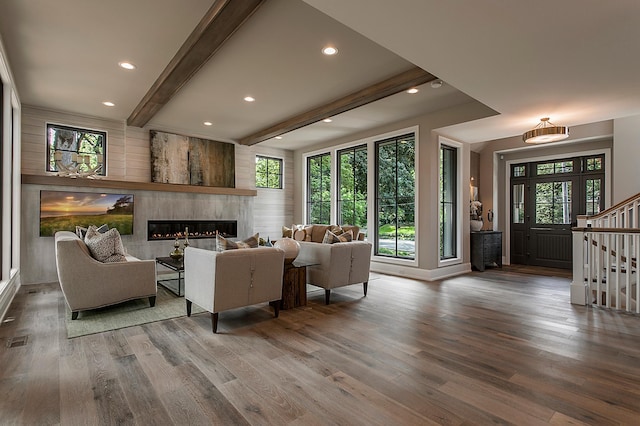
[39,190,134,237]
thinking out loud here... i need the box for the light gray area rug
[65,287,204,339]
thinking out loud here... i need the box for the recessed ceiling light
[275,136,282,140]
[102,101,115,107]
[430,80,443,89]
[322,46,338,56]
[244,96,255,102]
[203,121,213,126]
[118,61,136,70]
[406,88,419,94]
[323,118,332,123]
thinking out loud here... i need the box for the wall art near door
[39,190,134,236]
[150,130,235,187]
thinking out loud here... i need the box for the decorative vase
[274,237,300,264]
[170,237,183,260]
[265,236,273,247]
[470,219,483,232]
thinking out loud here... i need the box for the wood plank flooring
[1,269,640,425]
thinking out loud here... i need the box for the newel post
[570,228,587,305]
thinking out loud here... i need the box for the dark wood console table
[470,231,502,271]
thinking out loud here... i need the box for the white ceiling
[1,0,639,151]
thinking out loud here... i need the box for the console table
[470,231,502,271]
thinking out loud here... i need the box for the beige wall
[613,115,640,204]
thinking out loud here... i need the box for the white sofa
[184,246,285,333]
[54,231,157,319]
[292,224,372,304]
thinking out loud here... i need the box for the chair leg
[273,301,280,318]
[186,300,192,317]
[71,311,79,320]
[211,312,219,333]
[363,281,368,296]
[149,296,156,307]
[325,289,331,305]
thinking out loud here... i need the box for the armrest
[184,246,218,313]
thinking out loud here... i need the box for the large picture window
[375,133,415,259]
[338,144,367,232]
[307,153,331,224]
[440,144,457,260]
[255,155,282,189]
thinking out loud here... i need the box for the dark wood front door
[510,155,604,269]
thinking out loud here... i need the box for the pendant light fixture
[523,117,569,144]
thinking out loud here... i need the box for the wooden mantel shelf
[22,174,257,196]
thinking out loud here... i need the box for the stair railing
[572,193,640,313]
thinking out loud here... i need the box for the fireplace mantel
[22,174,257,196]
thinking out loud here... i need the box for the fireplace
[147,220,237,241]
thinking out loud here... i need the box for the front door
[510,155,604,269]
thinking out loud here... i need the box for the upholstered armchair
[54,231,157,319]
[184,246,284,333]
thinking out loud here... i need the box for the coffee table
[155,256,184,296]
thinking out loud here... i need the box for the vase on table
[470,219,483,232]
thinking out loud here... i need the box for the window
[338,144,367,232]
[535,160,573,176]
[255,155,282,189]
[375,133,415,259]
[440,144,457,260]
[47,123,106,176]
[307,153,331,224]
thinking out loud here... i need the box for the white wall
[613,115,640,204]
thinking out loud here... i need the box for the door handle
[530,227,552,231]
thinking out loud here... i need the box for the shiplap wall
[20,106,295,283]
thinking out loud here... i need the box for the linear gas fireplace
[147,220,237,241]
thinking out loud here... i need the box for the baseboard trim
[0,269,21,323]
[370,261,470,282]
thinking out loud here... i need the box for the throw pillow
[322,229,354,244]
[282,225,293,238]
[292,224,313,242]
[76,223,108,239]
[217,233,260,251]
[84,227,127,263]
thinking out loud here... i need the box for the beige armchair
[54,231,157,319]
[297,240,372,304]
[184,246,284,333]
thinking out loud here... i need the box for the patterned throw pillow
[216,233,259,251]
[292,224,313,242]
[322,229,353,244]
[76,223,108,239]
[84,226,127,263]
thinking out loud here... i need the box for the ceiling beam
[127,0,265,128]
[238,66,437,146]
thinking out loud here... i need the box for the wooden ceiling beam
[238,66,437,146]
[127,0,265,128]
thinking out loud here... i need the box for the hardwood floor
[2,269,640,425]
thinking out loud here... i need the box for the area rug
[65,287,204,339]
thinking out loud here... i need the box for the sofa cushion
[84,226,127,263]
[322,229,354,244]
[282,225,293,238]
[217,233,259,251]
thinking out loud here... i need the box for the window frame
[337,144,367,231]
[255,155,283,189]
[306,152,332,224]
[438,137,463,266]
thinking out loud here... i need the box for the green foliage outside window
[307,153,331,224]
[338,145,367,233]
[376,134,415,259]
[255,156,282,189]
